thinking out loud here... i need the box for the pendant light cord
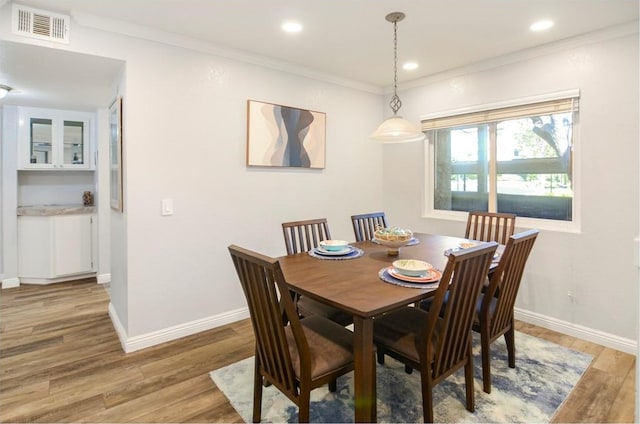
[389,18,402,116]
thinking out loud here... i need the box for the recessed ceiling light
[281,21,303,33]
[403,62,419,71]
[530,19,554,32]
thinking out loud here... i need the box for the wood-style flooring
[0,279,635,422]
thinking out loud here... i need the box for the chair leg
[420,368,434,423]
[298,389,311,423]
[376,350,385,365]
[505,321,516,368]
[464,354,475,413]
[481,331,492,394]
[328,379,337,392]
[404,364,413,374]
[252,362,263,423]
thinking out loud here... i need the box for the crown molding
[399,20,639,92]
[70,11,382,95]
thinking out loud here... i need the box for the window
[423,93,578,222]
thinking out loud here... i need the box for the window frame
[421,90,582,234]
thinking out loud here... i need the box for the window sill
[423,209,582,234]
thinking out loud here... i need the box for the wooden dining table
[278,232,498,423]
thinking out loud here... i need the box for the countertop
[17,204,96,216]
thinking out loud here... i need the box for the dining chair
[374,242,498,423]
[350,211,388,242]
[281,218,353,326]
[282,218,332,255]
[228,244,355,423]
[465,211,516,245]
[473,229,539,393]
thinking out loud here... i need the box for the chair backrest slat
[282,218,331,254]
[425,242,498,378]
[483,229,539,337]
[465,211,516,245]
[351,212,388,242]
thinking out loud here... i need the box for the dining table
[278,232,502,423]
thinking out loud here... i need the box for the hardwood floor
[1,279,635,422]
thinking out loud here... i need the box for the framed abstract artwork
[246,100,326,169]
[109,97,123,212]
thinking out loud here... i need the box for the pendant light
[0,84,12,99]
[370,12,425,143]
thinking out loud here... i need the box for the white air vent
[12,4,70,44]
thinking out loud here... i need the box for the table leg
[353,316,376,423]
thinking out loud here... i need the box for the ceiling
[0,0,638,109]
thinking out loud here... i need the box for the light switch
[161,198,173,216]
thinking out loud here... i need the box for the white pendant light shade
[370,116,426,143]
[0,84,12,99]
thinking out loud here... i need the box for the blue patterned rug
[211,331,592,423]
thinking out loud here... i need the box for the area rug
[210,331,592,423]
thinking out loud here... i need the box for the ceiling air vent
[12,4,70,44]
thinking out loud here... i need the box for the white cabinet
[18,107,95,170]
[18,214,96,281]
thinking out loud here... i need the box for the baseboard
[108,302,128,351]
[108,303,250,353]
[515,307,637,355]
[1,277,20,289]
[97,273,111,284]
[105,303,635,355]
[19,273,96,285]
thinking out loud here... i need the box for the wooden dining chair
[465,211,516,245]
[228,245,355,423]
[473,229,539,393]
[374,242,498,423]
[282,218,332,255]
[281,218,353,326]
[350,212,388,242]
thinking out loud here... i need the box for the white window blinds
[421,94,579,131]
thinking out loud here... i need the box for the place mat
[378,267,441,289]
[308,247,364,260]
[372,237,420,246]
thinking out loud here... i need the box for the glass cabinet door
[63,120,85,166]
[30,118,53,165]
[19,107,94,170]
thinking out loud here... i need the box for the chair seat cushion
[297,296,353,326]
[472,293,498,326]
[286,315,354,380]
[421,287,497,324]
[373,307,439,364]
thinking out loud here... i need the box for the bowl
[374,227,413,255]
[319,240,350,251]
[393,259,433,277]
[374,227,413,244]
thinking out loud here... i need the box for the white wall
[386,26,639,343]
[18,171,94,205]
[1,106,19,287]
[120,42,383,337]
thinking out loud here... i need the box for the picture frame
[246,100,326,169]
[109,97,123,212]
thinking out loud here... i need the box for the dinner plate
[388,266,442,283]
[313,245,354,256]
